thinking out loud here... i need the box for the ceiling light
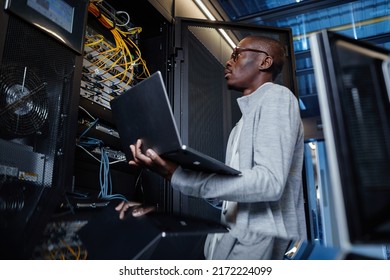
[218,28,236,49]
[194,0,216,20]
[193,0,236,49]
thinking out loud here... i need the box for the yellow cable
[86,2,150,89]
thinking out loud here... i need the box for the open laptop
[78,202,228,259]
[110,71,240,175]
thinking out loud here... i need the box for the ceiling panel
[215,0,301,20]
[213,0,356,22]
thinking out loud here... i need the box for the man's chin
[226,83,238,91]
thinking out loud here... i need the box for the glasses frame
[230,47,270,62]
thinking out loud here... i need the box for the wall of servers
[75,1,150,200]
[38,1,156,259]
[0,0,91,259]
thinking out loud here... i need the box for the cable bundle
[77,112,128,202]
[86,1,150,93]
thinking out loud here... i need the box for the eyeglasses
[230,47,269,62]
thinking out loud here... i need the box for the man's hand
[128,139,178,180]
[115,200,155,219]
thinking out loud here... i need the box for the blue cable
[78,118,127,203]
[98,146,127,202]
[79,118,99,139]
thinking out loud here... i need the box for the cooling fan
[0,65,49,137]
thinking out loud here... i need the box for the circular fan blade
[0,65,49,136]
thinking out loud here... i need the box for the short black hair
[246,35,286,80]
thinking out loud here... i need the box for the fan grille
[0,65,48,136]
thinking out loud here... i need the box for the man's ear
[259,56,273,70]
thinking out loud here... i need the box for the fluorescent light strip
[194,0,216,20]
[218,28,236,49]
[194,0,236,49]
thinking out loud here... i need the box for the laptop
[110,71,241,175]
[78,202,228,259]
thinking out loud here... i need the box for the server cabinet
[72,0,173,211]
[0,0,88,259]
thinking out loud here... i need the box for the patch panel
[80,32,134,109]
[91,146,126,161]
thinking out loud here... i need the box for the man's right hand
[129,139,178,180]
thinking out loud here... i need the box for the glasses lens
[230,47,269,62]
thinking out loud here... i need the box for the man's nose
[226,59,233,67]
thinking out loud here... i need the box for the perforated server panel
[0,0,88,259]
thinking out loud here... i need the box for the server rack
[72,0,172,211]
[0,0,89,259]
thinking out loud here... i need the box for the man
[116,35,307,259]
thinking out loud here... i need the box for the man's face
[224,38,267,94]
